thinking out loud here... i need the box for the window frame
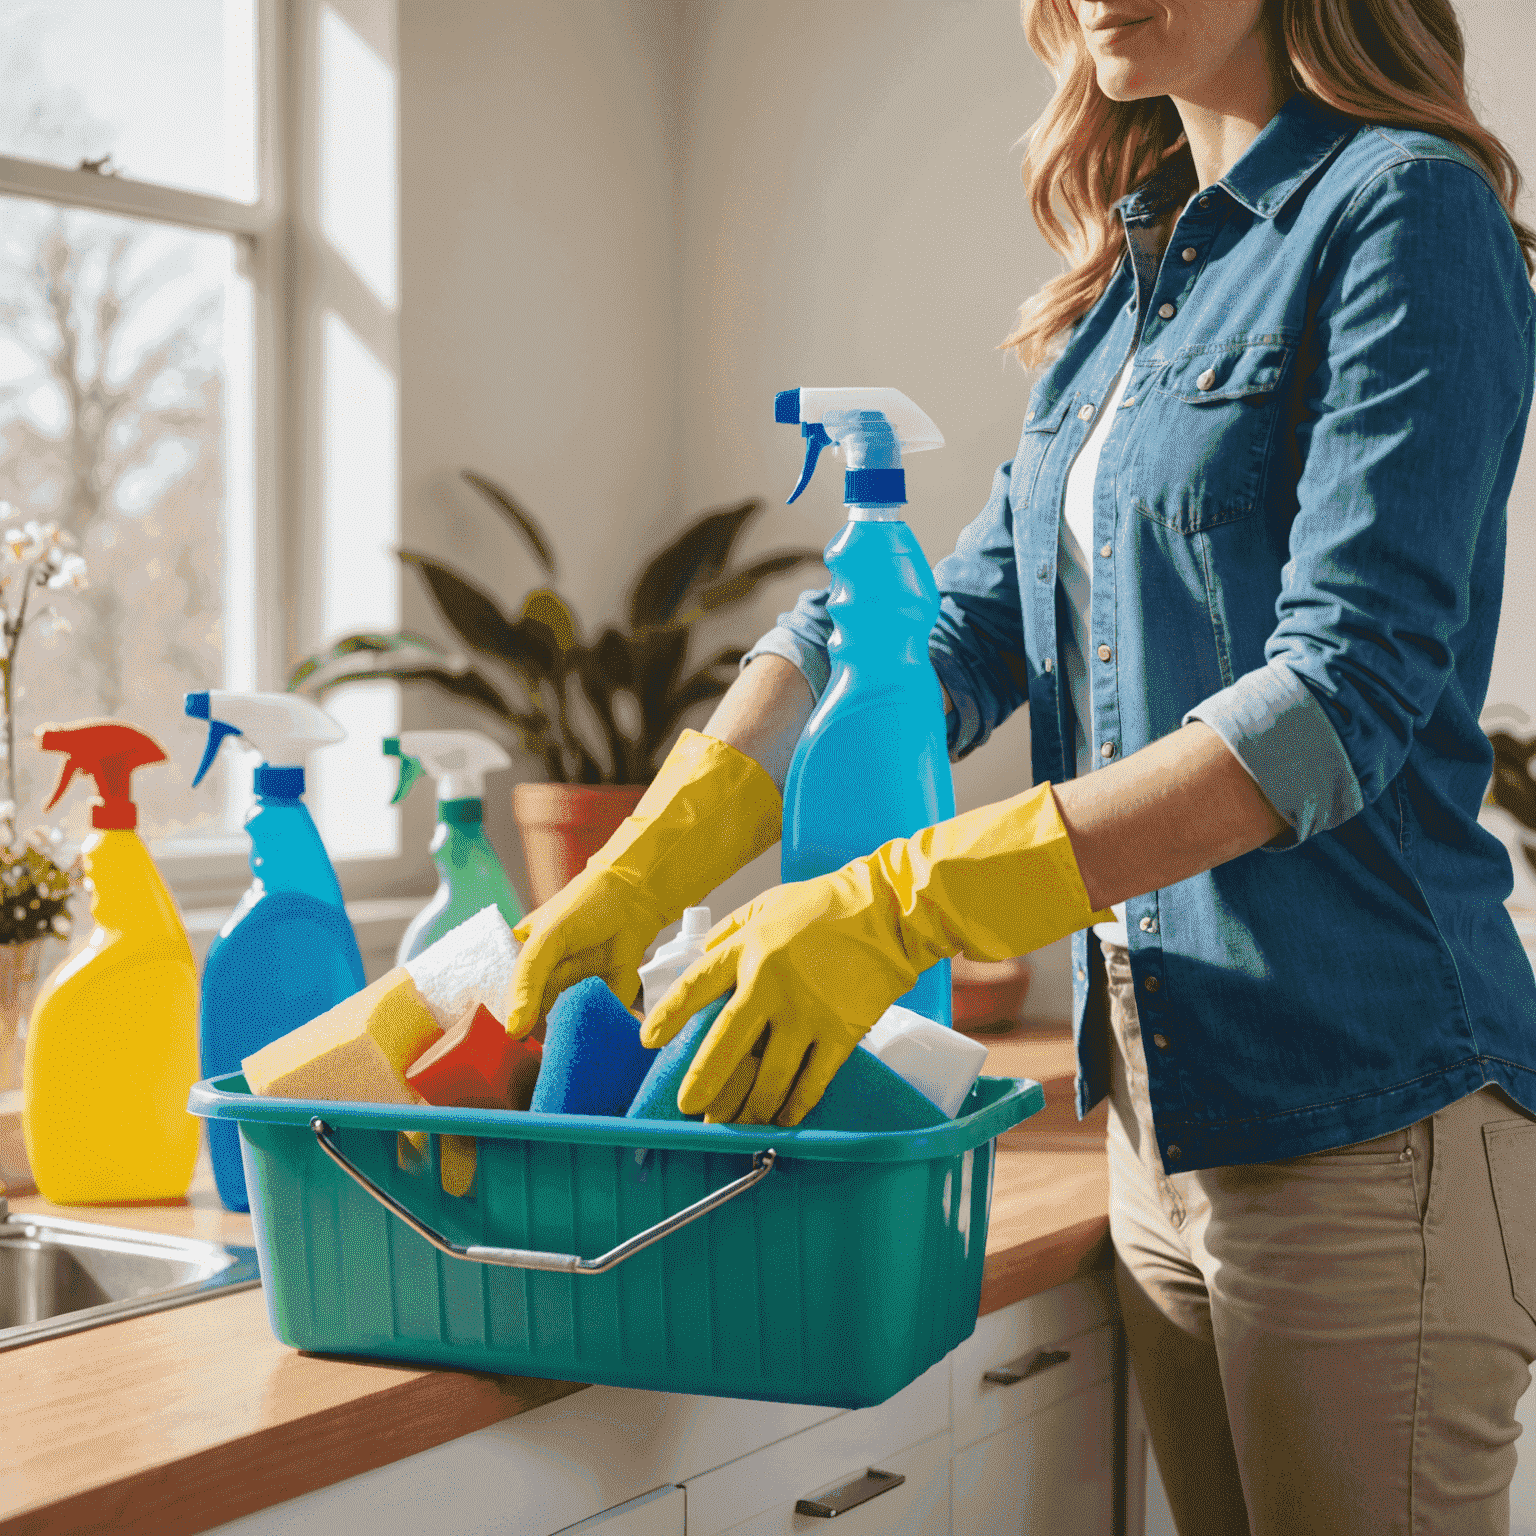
[0,0,429,923]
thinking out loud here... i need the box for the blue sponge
[531,978,658,1117]
[625,995,947,1131]
[625,997,729,1121]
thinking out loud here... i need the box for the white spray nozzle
[185,690,345,784]
[679,906,712,940]
[384,730,511,805]
[775,387,944,506]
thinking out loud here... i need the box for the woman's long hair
[1005,0,1536,369]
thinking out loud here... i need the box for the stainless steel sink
[0,1197,260,1350]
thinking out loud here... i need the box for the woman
[508,2,1536,1529]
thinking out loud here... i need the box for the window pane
[0,0,257,203]
[0,195,253,846]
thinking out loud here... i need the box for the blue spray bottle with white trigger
[776,387,956,1026]
[185,690,366,1210]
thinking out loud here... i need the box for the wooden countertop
[1,1026,1108,1536]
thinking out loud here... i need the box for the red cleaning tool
[406,1003,542,1110]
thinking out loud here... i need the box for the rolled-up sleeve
[930,458,1032,759]
[1186,156,1535,843]
[742,586,834,702]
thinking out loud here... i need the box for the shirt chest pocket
[1011,386,1077,512]
[1129,341,1292,533]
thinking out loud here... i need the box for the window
[0,1,410,915]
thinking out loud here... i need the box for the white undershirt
[1058,360,1135,947]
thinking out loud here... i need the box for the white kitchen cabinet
[683,1358,951,1536]
[552,1484,685,1535]
[717,1431,952,1536]
[204,1386,835,1536]
[950,1274,1116,1454]
[206,1280,1129,1536]
[951,1376,1116,1536]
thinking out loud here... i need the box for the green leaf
[627,498,763,631]
[460,470,557,576]
[399,550,559,679]
[521,587,580,660]
[688,548,823,618]
[588,626,635,690]
[287,630,442,691]
[1490,731,1536,831]
[630,627,688,723]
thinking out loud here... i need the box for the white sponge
[863,1004,989,1118]
[403,905,521,1028]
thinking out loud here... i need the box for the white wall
[398,0,686,909]
[397,0,1536,1020]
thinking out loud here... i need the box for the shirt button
[1096,643,1112,662]
[1166,1144,1182,1162]
[1026,409,1035,422]
[1199,194,1212,207]
[1076,967,1087,981]
[1120,396,1136,409]
[1139,915,1157,932]
[1157,302,1176,320]
[1100,741,1116,760]
[1152,1032,1169,1050]
[1196,368,1217,391]
[1078,403,1095,421]
[1099,542,1112,558]
[1144,974,1160,993]
[1042,657,1053,673]
[1181,246,1197,263]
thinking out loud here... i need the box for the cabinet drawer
[553,1485,686,1535]
[952,1378,1116,1536]
[952,1275,1116,1450]
[720,1430,951,1536]
[685,1357,950,1536]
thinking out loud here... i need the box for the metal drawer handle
[310,1117,775,1275]
[984,1346,1072,1386]
[795,1467,906,1518]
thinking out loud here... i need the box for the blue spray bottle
[775,387,956,1025]
[185,690,366,1210]
[385,730,524,963]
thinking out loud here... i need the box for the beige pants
[1102,940,1536,1536]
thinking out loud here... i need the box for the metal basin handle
[309,1118,776,1275]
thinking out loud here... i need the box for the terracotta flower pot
[512,782,649,909]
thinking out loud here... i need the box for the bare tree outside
[0,29,238,844]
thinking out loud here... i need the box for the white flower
[23,520,58,548]
[46,554,87,592]
[50,914,70,937]
[2,528,30,562]
[12,907,25,922]
[46,826,62,845]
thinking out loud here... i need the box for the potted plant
[289,472,822,905]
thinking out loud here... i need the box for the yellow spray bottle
[23,720,200,1203]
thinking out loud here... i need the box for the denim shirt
[746,95,1536,1170]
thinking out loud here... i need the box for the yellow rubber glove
[640,782,1111,1125]
[505,730,782,1039]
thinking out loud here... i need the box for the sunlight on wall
[318,4,398,310]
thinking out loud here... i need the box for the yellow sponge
[243,967,443,1104]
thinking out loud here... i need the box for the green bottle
[385,731,525,963]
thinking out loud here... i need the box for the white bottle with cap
[639,906,712,1017]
